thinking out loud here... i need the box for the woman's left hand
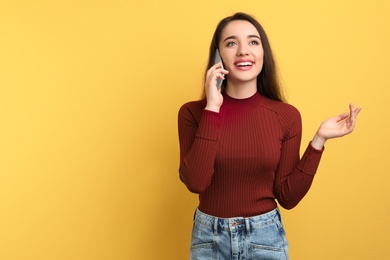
[311,103,362,150]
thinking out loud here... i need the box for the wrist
[311,133,327,150]
[205,104,220,113]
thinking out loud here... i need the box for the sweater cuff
[297,142,324,175]
[196,109,222,141]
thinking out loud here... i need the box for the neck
[225,79,257,99]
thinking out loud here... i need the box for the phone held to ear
[214,49,224,89]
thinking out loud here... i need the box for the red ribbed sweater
[178,92,324,218]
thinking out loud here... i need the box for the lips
[235,61,253,67]
[234,59,254,70]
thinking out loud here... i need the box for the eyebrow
[223,35,261,42]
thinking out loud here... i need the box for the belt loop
[213,217,218,236]
[245,218,250,237]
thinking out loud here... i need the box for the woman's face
[219,20,264,85]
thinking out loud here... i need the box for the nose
[237,44,249,56]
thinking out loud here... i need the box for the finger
[217,74,225,82]
[349,107,362,128]
[213,67,229,76]
[212,62,229,73]
[206,67,228,81]
[336,112,350,122]
[209,71,224,81]
[206,63,223,77]
[350,103,362,120]
[348,115,357,131]
[354,106,362,118]
[212,62,224,70]
[206,70,220,83]
[349,103,355,118]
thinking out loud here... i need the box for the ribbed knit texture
[178,92,323,218]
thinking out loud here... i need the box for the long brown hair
[202,12,285,102]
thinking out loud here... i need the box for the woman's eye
[226,42,237,47]
[249,41,259,45]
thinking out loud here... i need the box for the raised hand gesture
[311,103,362,150]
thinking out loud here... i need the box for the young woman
[178,12,361,260]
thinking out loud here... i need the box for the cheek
[256,50,264,66]
[220,54,234,70]
[257,49,264,63]
[220,50,233,62]
[258,55,264,67]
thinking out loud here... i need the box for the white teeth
[236,62,253,67]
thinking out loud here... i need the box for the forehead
[221,20,259,38]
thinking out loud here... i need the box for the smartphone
[214,49,224,89]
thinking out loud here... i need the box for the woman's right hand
[204,62,229,112]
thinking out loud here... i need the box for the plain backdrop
[1,0,389,259]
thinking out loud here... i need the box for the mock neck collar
[222,92,263,109]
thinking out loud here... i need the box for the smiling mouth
[235,62,253,67]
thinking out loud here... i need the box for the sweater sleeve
[273,107,324,209]
[178,104,222,193]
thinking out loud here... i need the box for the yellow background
[1,0,389,259]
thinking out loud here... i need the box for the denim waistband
[194,208,280,234]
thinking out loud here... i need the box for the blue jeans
[190,208,289,260]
